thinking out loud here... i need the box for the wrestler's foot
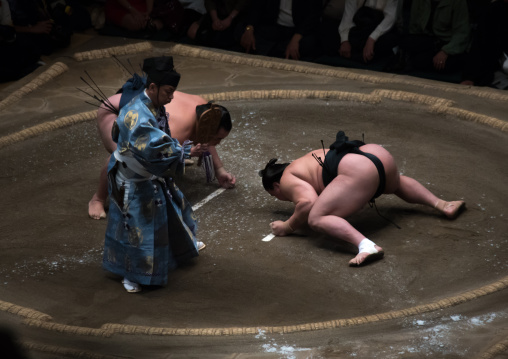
[349,245,384,267]
[197,241,206,251]
[435,200,466,219]
[122,278,141,293]
[88,194,106,220]
[185,159,195,166]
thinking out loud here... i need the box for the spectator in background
[239,0,322,61]
[0,326,29,359]
[194,0,251,50]
[61,0,92,32]
[180,0,206,15]
[386,0,470,74]
[338,0,399,63]
[0,0,14,42]
[178,0,206,40]
[465,0,490,30]
[7,0,74,55]
[319,0,345,55]
[0,0,43,82]
[460,0,508,89]
[105,0,158,33]
[1,0,90,82]
[104,0,186,39]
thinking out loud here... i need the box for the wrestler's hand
[190,143,208,157]
[216,167,236,189]
[270,221,289,236]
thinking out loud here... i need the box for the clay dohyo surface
[0,37,507,358]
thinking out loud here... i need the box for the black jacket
[246,0,322,36]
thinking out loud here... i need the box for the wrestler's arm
[271,175,318,236]
[209,145,236,189]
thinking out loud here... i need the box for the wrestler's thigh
[311,174,376,219]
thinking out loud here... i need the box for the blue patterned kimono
[103,90,198,286]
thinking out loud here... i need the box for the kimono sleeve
[120,105,190,177]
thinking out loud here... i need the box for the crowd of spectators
[0,0,91,82]
[1,0,507,89]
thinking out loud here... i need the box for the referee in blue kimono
[102,56,200,293]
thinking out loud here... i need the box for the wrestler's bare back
[281,145,399,200]
[165,91,207,144]
[97,91,207,150]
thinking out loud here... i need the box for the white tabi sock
[358,238,378,254]
[122,277,141,293]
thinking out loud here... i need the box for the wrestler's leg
[88,156,110,220]
[308,172,383,266]
[90,98,119,219]
[394,175,465,219]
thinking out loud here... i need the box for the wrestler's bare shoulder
[166,92,206,123]
[284,151,324,192]
[172,91,207,107]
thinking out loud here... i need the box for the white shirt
[277,0,295,28]
[179,0,206,15]
[0,0,13,26]
[339,0,398,42]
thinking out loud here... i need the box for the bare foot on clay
[88,194,106,220]
[349,245,384,267]
[435,200,465,219]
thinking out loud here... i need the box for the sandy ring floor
[1,42,507,358]
[1,87,507,334]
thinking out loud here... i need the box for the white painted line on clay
[191,187,274,242]
[192,188,226,211]
[262,234,276,242]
